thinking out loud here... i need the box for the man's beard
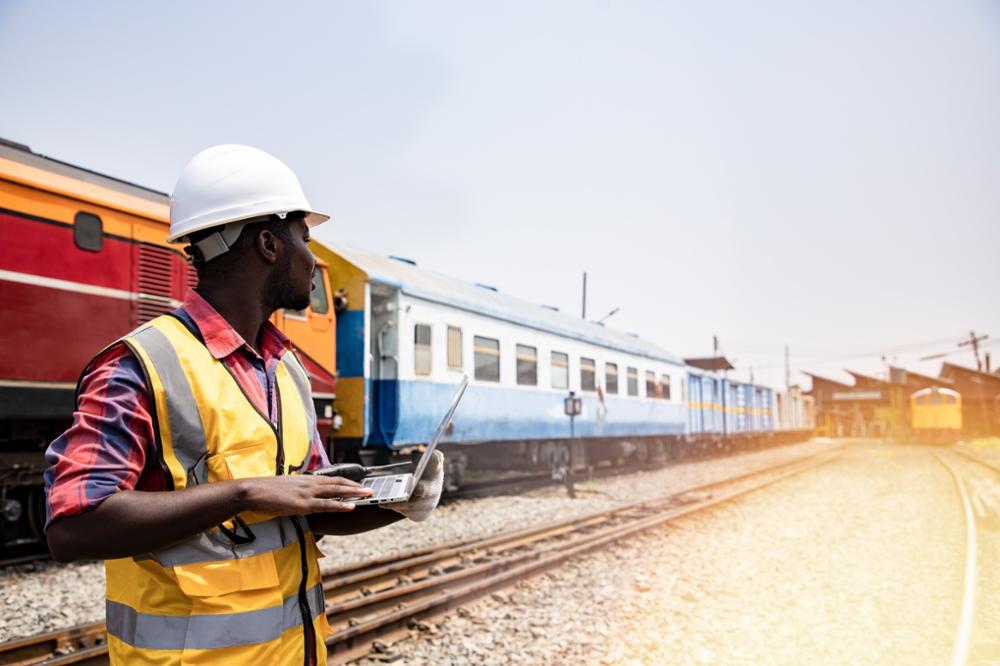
[264,257,311,312]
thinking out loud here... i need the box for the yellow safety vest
[99,314,331,665]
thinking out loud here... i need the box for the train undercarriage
[336,430,815,494]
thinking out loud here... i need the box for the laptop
[350,375,469,506]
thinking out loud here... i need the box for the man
[44,144,444,665]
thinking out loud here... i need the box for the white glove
[389,451,444,522]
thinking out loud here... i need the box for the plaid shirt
[44,290,331,529]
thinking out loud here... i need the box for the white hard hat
[168,144,329,259]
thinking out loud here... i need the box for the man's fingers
[315,475,365,488]
[311,498,357,512]
[312,482,372,499]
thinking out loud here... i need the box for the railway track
[0,446,844,666]
[934,449,1000,666]
[952,446,1000,475]
[0,551,50,569]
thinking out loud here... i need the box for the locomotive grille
[136,243,176,325]
[185,263,199,290]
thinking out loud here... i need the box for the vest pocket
[206,443,275,482]
[174,552,280,597]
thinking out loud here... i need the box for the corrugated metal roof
[329,242,685,366]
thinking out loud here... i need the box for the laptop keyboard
[364,475,404,499]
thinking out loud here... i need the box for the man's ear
[256,229,281,265]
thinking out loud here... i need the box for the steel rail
[952,447,1000,475]
[0,552,50,569]
[934,453,979,666]
[0,446,844,666]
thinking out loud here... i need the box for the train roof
[911,386,960,397]
[0,138,168,219]
[327,242,686,366]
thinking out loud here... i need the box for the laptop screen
[411,375,469,484]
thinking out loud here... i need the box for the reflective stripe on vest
[135,515,301,568]
[100,314,328,663]
[281,352,317,461]
[126,324,209,485]
[106,583,325,650]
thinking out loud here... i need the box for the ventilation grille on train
[185,263,198,290]
[136,243,176,324]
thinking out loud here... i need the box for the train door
[719,378,728,435]
[704,376,717,433]
[369,285,400,445]
[687,371,702,434]
[272,264,335,364]
[735,383,747,433]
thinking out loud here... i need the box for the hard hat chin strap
[183,217,261,264]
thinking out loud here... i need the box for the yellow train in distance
[910,387,962,444]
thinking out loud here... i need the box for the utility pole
[713,335,719,357]
[784,344,790,391]
[958,331,990,435]
[581,272,587,320]
[959,330,988,371]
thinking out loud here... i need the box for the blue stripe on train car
[335,309,366,378]
[367,380,687,448]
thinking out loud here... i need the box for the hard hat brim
[167,208,330,244]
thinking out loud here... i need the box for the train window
[551,351,569,389]
[580,358,596,391]
[661,375,671,400]
[414,324,432,376]
[627,367,639,396]
[474,335,500,382]
[645,371,656,397]
[605,363,618,394]
[310,268,329,314]
[74,212,103,252]
[929,393,943,405]
[447,327,463,369]
[516,344,538,386]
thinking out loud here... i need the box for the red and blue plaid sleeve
[304,428,332,471]
[43,344,163,530]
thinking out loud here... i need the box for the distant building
[805,371,894,438]
[937,362,1000,437]
[806,361,1000,440]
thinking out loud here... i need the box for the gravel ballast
[0,439,835,643]
[357,445,969,665]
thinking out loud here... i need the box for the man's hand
[238,474,372,516]
[388,451,445,522]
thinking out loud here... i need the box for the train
[0,138,813,553]
[909,387,963,444]
[314,242,814,485]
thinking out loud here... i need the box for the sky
[1,1,998,390]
